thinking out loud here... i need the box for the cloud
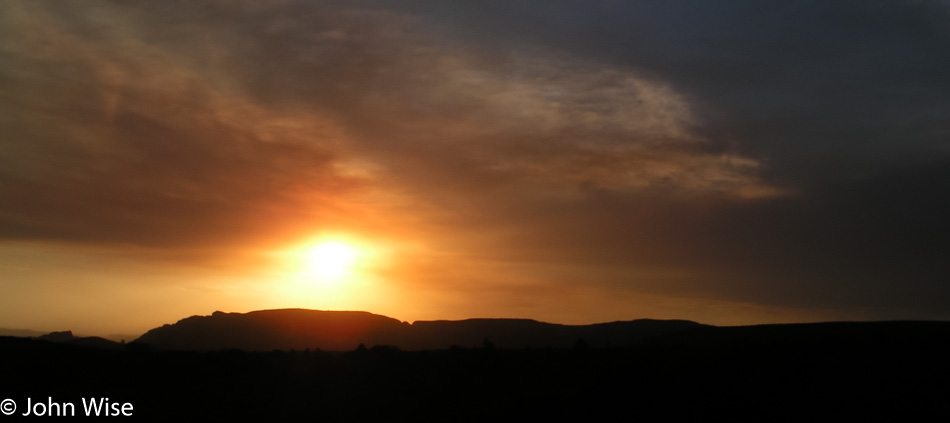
[1,0,948,321]
[0,1,779,251]
[0,1,369,252]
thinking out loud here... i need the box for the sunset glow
[1,1,949,337]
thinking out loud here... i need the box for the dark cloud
[357,0,950,315]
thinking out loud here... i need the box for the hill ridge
[135,308,707,351]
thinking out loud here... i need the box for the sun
[264,234,399,311]
[302,241,359,280]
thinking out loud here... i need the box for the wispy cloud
[0,1,780,252]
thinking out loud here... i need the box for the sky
[2,0,949,336]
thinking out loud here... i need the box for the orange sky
[2,1,949,336]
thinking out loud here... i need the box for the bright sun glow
[303,241,358,280]
[265,235,399,312]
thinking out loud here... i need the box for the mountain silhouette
[37,330,76,342]
[135,309,706,351]
[135,309,410,351]
[4,312,949,421]
[32,330,124,349]
[0,327,48,337]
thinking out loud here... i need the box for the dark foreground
[2,322,949,421]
